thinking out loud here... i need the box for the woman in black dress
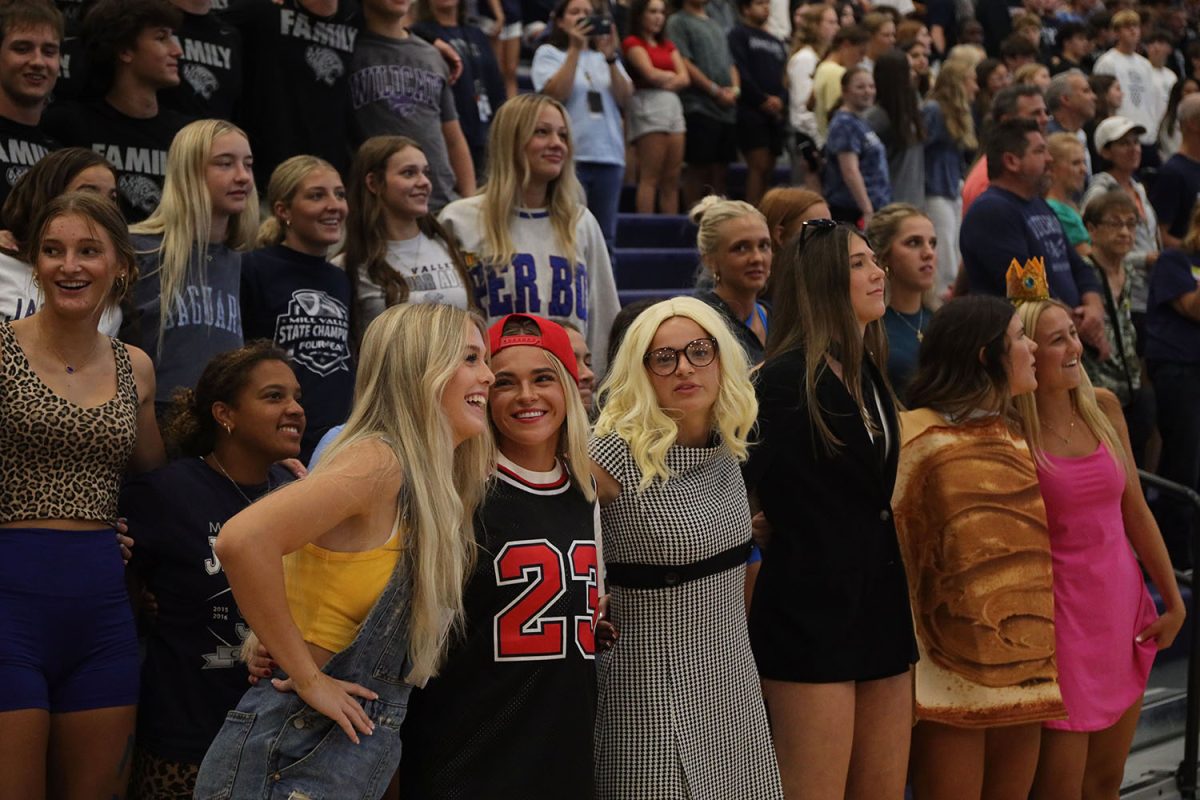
[744,219,916,799]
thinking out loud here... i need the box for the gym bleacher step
[613,247,697,290]
[615,213,697,249]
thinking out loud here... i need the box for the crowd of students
[1,0,1200,798]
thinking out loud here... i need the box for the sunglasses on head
[798,217,838,247]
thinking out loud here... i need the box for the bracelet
[606,54,618,64]
[731,86,741,98]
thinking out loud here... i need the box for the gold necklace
[887,306,925,342]
[1041,410,1077,446]
[38,320,101,374]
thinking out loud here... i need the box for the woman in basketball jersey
[396,312,601,798]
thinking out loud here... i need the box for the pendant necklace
[42,327,100,374]
[887,306,925,342]
[1041,410,1077,446]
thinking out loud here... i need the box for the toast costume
[893,408,1066,727]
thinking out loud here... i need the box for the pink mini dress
[1038,442,1159,732]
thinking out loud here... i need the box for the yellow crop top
[283,528,401,654]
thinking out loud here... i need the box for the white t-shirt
[346,233,471,330]
[438,195,620,377]
[1093,49,1163,145]
[0,250,121,334]
[788,46,820,138]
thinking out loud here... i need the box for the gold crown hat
[1006,256,1050,304]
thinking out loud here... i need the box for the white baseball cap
[1093,115,1146,151]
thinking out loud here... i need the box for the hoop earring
[114,275,127,294]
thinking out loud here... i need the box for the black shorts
[684,112,738,166]
[736,109,785,156]
[791,130,821,173]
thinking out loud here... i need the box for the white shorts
[477,17,522,40]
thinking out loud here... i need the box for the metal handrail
[1137,469,1200,799]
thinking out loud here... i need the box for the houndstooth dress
[590,433,783,800]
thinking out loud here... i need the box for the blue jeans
[576,161,623,253]
[193,567,416,799]
[1149,361,1200,568]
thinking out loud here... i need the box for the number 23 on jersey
[493,538,598,661]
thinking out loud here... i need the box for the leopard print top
[0,322,138,525]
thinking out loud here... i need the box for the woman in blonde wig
[126,119,259,412]
[439,92,620,376]
[590,296,783,799]
[1015,298,1183,800]
[194,302,495,799]
[342,135,477,338]
[240,155,354,461]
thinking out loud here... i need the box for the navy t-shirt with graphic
[960,185,1102,307]
[241,244,354,460]
[222,0,359,187]
[122,458,295,763]
[161,9,244,120]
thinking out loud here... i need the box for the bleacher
[612,163,793,305]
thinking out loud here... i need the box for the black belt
[606,541,752,590]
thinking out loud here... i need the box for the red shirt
[623,35,677,88]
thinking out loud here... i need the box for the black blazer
[744,347,916,683]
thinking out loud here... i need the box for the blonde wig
[343,136,475,340]
[256,155,340,248]
[1014,299,1126,472]
[490,316,595,501]
[130,119,259,345]
[689,194,767,279]
[479,93,585,273]
[315,303,494,685]
[594,296,758,491]
[929,58,978,151]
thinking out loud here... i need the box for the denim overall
[193,564,415,800]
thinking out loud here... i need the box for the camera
[583,14,612,34]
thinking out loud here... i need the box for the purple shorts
[0,527,138,713]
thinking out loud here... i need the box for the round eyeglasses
[643,337,719,376]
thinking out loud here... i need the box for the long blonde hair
[1014,299,1126,472]
[479,94,584,272]
[256,155,339,248]
[491,316,595,501]
[317,303,494,685]
[130,119,259,343]
[930,58,978,151]
[594,297,757,491]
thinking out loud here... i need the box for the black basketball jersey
[398,456,598,799]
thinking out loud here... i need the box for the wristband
[731,86,741,98]
[606,54,618,64]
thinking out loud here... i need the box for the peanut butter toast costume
[893,408,1066,727]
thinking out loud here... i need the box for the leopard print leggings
[128,747,198,800]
